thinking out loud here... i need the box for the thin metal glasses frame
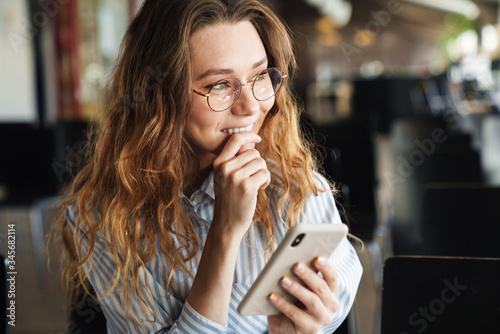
[192,67,287,112]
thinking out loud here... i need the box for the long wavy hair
[51,0,330,325]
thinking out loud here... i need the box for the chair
[314,118,377,241]
[390,116,447,154]
[381,256,500,334]
[29,196,59,286]
[69,291,107,334]
[420,184,500,257]
[0,124,57,205]
[390,117,484,255]
[481,114,500,184]
[318,146,351,211]
[313,118,385,314]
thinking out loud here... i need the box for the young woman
[53,0,362,333]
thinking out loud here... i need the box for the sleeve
[65,206,238,334]
[301,174,363,333]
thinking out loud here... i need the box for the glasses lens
[208,78,241,111]
[253,68,283,101]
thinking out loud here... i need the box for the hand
[212,132,271,237]
[267,257,340,334]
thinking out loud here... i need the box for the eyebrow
[196,57,268,81]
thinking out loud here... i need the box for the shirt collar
[179,171,215,201]
[200,171,215,200]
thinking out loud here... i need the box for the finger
[217,149,262,177]
[279,275,326,316]
[294,262,339,313]
[268,292,320,332]
[267,314,290,333]
[227,158,269,189]
[237,142,256,156]
[313,256,339,296]
[251,168,271,190]
[216,132,261,163]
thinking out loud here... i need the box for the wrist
[186,216,243,325]
[210,213,249,242]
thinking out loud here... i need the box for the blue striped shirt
[66,172,362,333]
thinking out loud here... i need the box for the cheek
[188,99,215,132]
[256,99,275,124]
[262,94,276,114]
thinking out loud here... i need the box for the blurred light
[403,0,479,20]
[458,30,478,56]
[315,16,335,31]
[450,56,493,86]
[443,13,458,28]
[318,32,342,47]
[446,39,461,62]
[354,29,376,47]
[460,55,492,88]
[306,0,352,27]
[450,65,463,83]
[481,25,498,53]
[360,60,384,78]
[315,17,342,47]
[315,61,333,83]
[85,63,104,85]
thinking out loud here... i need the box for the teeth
[221,124,252,134]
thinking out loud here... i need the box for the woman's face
[188,21,274,169]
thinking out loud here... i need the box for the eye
[249,74,259,82]
[210,80,233,95]
[255,73,267,82]
[253,70,270,83]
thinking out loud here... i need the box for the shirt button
[193,194,203,203]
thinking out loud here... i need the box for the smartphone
[237,223,348,316]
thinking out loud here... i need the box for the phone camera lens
[291,233,305,247]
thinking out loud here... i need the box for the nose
[230,84,260,116]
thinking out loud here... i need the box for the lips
[221,124,253,134]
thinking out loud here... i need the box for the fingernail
[281,276,292,287]
[269,293,277,301]
[316,256,326,267]
[296,263,305,274]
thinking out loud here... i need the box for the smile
[221,124,253,134]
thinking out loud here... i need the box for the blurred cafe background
[1,0,500,333]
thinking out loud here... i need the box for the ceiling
[271,0,498,32]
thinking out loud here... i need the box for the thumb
[237,142,256,156]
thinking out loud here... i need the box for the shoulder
[64,203,106,241]
[312,171,332,192]
[302,173,342,225]
[266,158,331,194]
[65,204,79,227]
[266,167,341,223]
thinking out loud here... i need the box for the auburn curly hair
[50,0,330,326]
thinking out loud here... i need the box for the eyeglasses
[193,67,287,112]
